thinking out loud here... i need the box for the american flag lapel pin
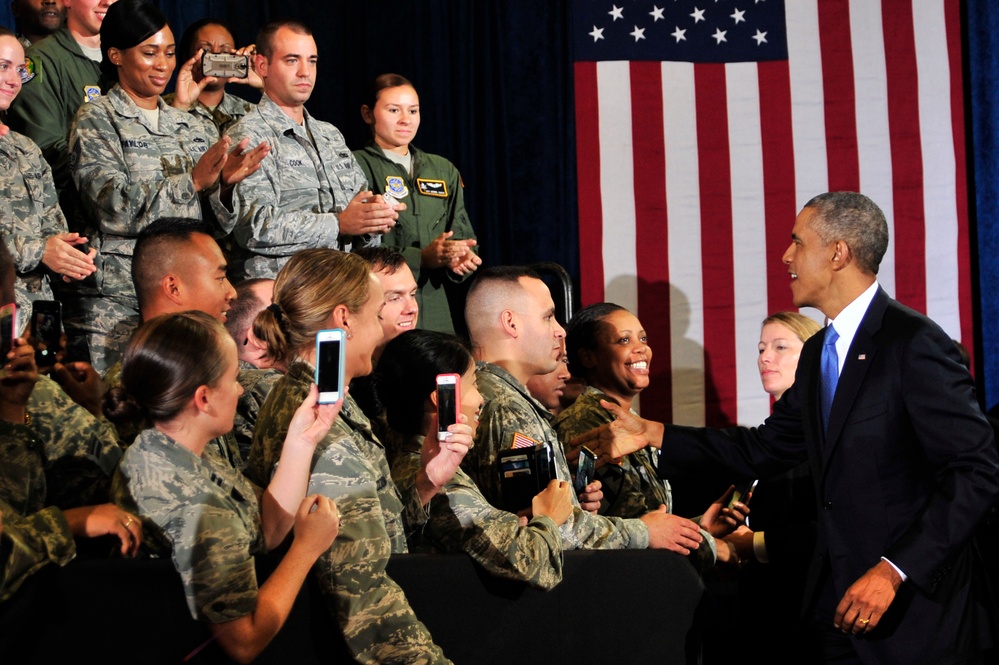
[857,354,867,360]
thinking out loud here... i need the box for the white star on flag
[690,7,705,23]
[630,25,646,42]
[609,5,624,21]
[589,26,605,42]
[671,26,687,42]
[712,28,727,44]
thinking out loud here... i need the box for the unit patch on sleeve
[416,178,448,198]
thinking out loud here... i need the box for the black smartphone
[0,303,17,362]
[728,479,759,508]
[202,52,249,79]
[314,329,346,404]
[436,373,460,440]
[575,445,597,493]
[31,300,62,370]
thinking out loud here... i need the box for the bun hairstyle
[99,0,168,84]
[103,311,232,425]
[375,330,473,438]
[252,248,373,367]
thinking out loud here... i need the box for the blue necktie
[820,324,839,431]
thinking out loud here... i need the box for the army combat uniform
[225,94,379,281]
[163,91,254,136]
[68,85,230,372]
[250,361,450,665]
[353,144,477,334]
[392,435,564,590]
[554,386,672,517]
[466,362,649,550]
[232,362,282,464]
[113,428,263,623]
[0,130,70,333]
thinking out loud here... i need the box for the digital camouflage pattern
[163,91,254,136]
[103,360,245,472]
[113,427,263,623]
[68,85,231,372]
[0,420,49,517]
[467,362,649,550]
[0,130,68,332]
[554,386,672,517]
[251,361,449,665]
[232,363,282,464]
[29,374,122,509]
[392,435,564,590]
[0,497,75,603]
[225,94,379,280]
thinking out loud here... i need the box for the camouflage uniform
[392,435,564,590]
[67,85,231,372]
[0,130,68,334]
[29,374,123,509]
[162,91,254,136]
[0,497,75,602]
[232,361,281,464]
[554,386,672,517]
[250,361,449,665]
[467,362,649,550]
[113,427,263,622]
[224,94,379,280]
[554,387,719,571]
[103,361,245,473]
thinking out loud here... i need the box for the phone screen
[437,381,457,433]
[0,305,15,359]
[575,446,597,493]
[317,337,342,397]
[32,303,62,368]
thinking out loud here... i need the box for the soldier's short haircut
[354,247,407,275]
[224,278,272,343]
[255,19,312,59]
[464,266,542,342]
[132,217,214,311]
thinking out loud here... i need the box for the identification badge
[384,175,409,199]
[417,178,448,198]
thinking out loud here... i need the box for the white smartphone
[315,329,346,404]
[436,373,460,440]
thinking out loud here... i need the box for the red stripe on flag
[945,0,974,364]
[630,62,673,424]
[758,60,798,316]
[574,61,605,304]
[882,0,927,314]
[694,63,738,427]
[817,0,861,192]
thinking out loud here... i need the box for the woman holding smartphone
[248,248,460,664]
[108,311,340,663]
[376,329,573,589]
[354,74,481,334]
[67,0,268,372]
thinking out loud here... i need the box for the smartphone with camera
[31,300,62,370]
[728,478,759,508]
[201,52,249,79]
[436,373,460,440]
[0,303,16,375]
[315,329,346,404]
[575,445,597,493]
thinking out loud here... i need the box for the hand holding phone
[435,373,460,440]
[315,329,346,404]
[201,52,249,79]
[30,300,62,370]
[727,479,758,508]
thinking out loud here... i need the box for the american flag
[572,0,970,427]
[511,432,542,449]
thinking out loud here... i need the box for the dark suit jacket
[661,288,999,664]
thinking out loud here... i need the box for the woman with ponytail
[109,311,340,663]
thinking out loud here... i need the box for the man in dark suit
[573,192,999,664]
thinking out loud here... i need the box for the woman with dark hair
[376,329,572,589]
[110,310,339,663]
[66,0,268,372]
[554,303,744,568]
[248,248,462,664]
[354,73,481,334]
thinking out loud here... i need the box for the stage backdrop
[1,0,993,421]
[573,0,974,427]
